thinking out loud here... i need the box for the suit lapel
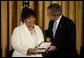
[54,16,64,38]
[22,23,35,48]
[50,21,54,38]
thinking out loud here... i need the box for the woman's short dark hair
[21,7,36,22]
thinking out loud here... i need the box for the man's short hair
[47,3,62,16]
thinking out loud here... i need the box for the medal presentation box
[37,42,51,53]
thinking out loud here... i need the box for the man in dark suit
[44,3,78,58]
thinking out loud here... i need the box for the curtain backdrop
[1,1,83,57]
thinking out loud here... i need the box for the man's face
[47,9,57,21]
[24,16,35,28]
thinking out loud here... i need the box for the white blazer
[11,23,44,57]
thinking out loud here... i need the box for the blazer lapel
[34,25,44,45]
[55,16,63,38]
[22,23,35,48]
[50,21,54,35]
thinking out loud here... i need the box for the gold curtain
[1,1,83,57]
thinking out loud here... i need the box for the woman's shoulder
[34,25,41,29]
[34,25,43,31]
[13,25,23,31]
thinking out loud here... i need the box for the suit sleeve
[45,27,50,38]
[45,21,53,38]
[11,28,28,55]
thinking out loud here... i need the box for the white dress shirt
[52,15,62,37]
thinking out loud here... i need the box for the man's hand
[27,48,38,55]
[46,45,57,53]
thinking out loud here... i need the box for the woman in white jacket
[11,7,44,57]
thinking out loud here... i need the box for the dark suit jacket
[45,15,77,58]
[80,45,84,58]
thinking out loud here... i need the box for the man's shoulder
[61,15,75,25]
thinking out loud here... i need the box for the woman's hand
[27,48,38,55]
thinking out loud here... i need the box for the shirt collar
[54,15,62,23]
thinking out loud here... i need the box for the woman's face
[24,16,35,28]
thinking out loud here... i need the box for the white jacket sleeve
[11,28,28,55]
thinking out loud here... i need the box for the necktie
[52,22,57,37]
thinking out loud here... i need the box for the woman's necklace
[28,26,34,31]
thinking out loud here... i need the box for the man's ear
[23,19,26,22]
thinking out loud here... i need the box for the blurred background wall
[1,1,83,57]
